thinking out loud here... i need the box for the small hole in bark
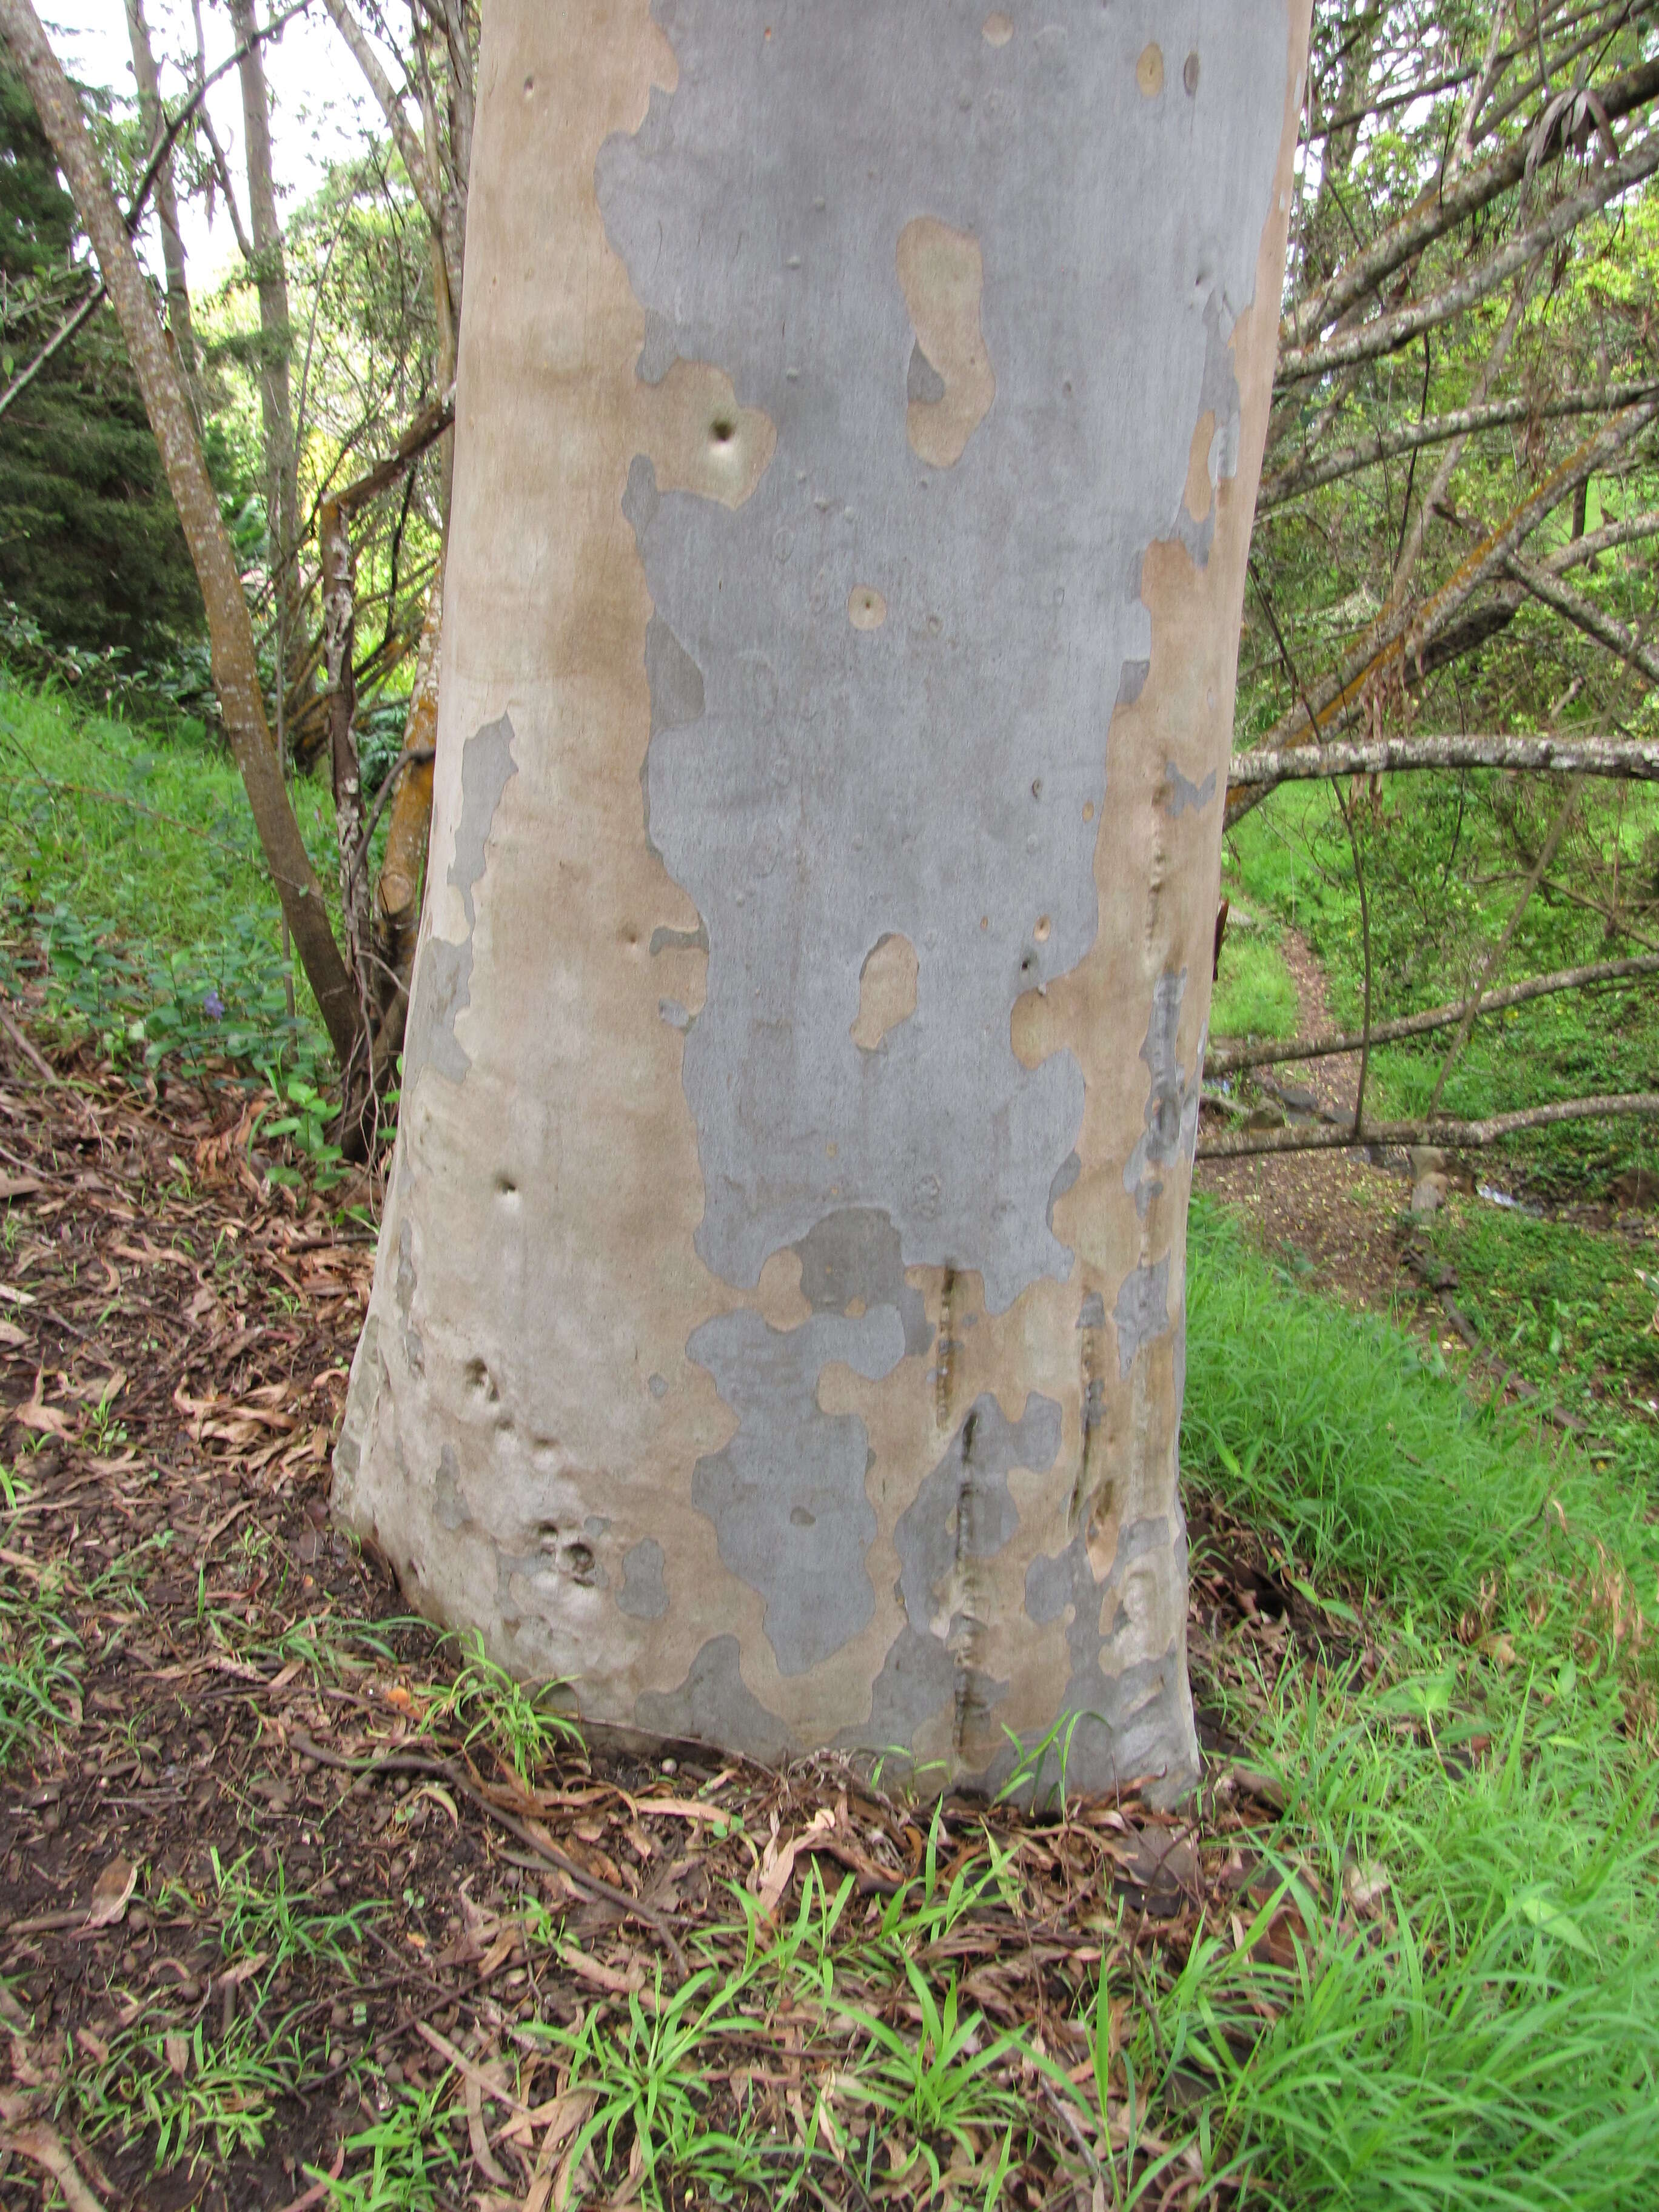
[494,1173,517,1198]
[711,417,736,444]
[563,1542,596,1583]
[535,1521,560,1553]
[464,1358,496,1400]
[1184,51,1199,94]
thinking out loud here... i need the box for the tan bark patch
[1184,409,1217,525]
[851,933,919,1052]
[1137,44,1165,97]
[634,358,776,508]
[897,217,996,469]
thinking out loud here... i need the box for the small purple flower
[203,988,225,1021]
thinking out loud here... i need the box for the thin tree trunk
[226,0,303,657]
[124,0,195,374]
[0,0,360,1067]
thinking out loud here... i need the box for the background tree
[0,59,199,664]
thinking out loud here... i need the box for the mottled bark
[0,0,359,1067]
[337,0,1312,1802]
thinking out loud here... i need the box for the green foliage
[1419,1194,1659,1472]
[311,2076,464,2210]
[0,66,202,665]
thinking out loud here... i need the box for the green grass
[1210,919,1299,1042]
[0,671,343,1086]
[1221,776,1659,1198]
[1418,1193,1659,1471]
[1183,1196,1659,1617]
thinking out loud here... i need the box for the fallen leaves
[79,1858,137,1934]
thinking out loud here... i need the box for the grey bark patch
[634,1634,794,1763]
[1116,657,1151,708]
[1113,1255,1171,1378]
[1046,1150,1081,1236]
[906,340,947,405]
[659,998,692,1031]
[622,454,660,552]
[594,1,1284,1313]
[645,612,706,737]
[434,1444,469,1530]
[649,920,709,956]
[648,1372,669,1398]
[618,1537,670,1620]
[403,713,518,1090]
[1076,1289,1105,1330]
[688,1304,905,1674]
[792,1207,931,1357]
[893,1393,1058,1629]
[1019,1515,1196,1798]
[1122,971,1202,1218]
[1164,763,1217,817]
[852,1394,1056,1754]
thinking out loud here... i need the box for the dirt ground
[0,991,1355,2211]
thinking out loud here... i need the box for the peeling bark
[337,0,1312,1802]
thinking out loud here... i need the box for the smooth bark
[337,0,1313,1802]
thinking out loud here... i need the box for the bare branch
[0,278,102,420]
[1227,731,1659,792]
[1503,549,1659,685]
[320,0,443,232]
[1279,130,1659,385]
[1207,951,1659,1076]
[1196,1092,1659,1161]
[1283,50,1659,352]
[1260,381,1659,508]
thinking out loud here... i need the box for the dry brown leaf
[81,1857,138,1932]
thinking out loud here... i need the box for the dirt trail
[1198,930,1412,1313]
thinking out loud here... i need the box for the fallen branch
[1196,1091,1659,1161]
[287,1731,688,1976]
[1226,731,1659,793]
[1206,951,1659,1074]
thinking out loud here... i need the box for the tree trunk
[226,0,303,643]
[335,0,1311,1802]
[0,0,360,1068]
[124,0,195,374]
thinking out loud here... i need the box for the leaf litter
[0,988,1349,2211]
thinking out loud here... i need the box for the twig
[289,1731,688,1976]
[1424,776,1581,1115]
[1205,950,1659,1074]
